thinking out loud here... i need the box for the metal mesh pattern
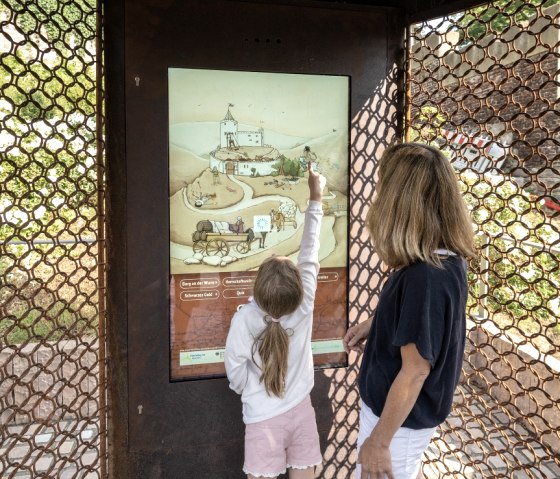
[318,68,401,478]
[0,1,105,478]
[407,0,560,476]
[319,3,559,478]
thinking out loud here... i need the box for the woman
[343,142,475,479]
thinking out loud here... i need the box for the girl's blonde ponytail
[256,319,289,397]
[251,256,304,397]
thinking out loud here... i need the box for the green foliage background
[1,0,99,344]
[451,0,559,45]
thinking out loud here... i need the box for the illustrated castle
[220,106,263,148]
[210,107,278,176]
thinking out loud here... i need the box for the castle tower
[220,106,238,148]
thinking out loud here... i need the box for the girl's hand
[308,161,325,202]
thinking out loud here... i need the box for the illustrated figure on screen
[301,145,317,171]
[225,162,327,479]
[230,216,245,234]
[212,166,220,185]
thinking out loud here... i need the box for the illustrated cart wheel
[193,241,207,255]
[206,239,229,257]
[236,242,250,254]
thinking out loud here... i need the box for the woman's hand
[358,343,431,478]
[343,317,373,353]
[358,435,394,479]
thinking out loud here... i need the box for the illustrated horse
[271,209,285,232]
[244,228,269,249]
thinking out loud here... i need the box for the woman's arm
[358,342,431,479]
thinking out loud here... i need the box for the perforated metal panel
[407,1,560,476]
[0,1,106,478]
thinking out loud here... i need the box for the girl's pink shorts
[243,395,322,478]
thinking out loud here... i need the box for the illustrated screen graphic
[169,68,349,380]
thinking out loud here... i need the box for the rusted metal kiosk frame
[103,1,520,477]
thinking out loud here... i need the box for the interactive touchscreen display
[169,68,349,380]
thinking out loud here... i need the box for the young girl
[225,162,325,479]
[343,142,475,479]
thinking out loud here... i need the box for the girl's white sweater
[224,201,323,424]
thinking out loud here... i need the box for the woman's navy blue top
[358,255,468,429]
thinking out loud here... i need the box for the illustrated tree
[272,155,288,176]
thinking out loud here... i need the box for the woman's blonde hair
[252,256,304,397]
[366,142,475,269]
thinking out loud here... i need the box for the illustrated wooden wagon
[282,211,297,229]
[192,220,255,256]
